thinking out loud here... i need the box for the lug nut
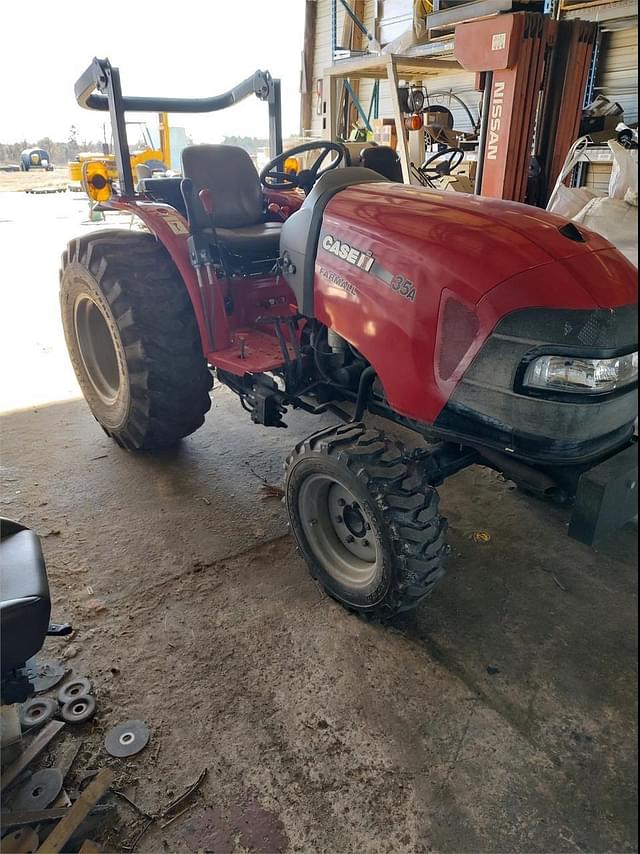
[335,515,343,523]
[309,518,318,526]
[346,535,355,543]
[363,539,370,547]
[338,498,346,507]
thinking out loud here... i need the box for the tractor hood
[321,182,636,308]
[311,179,637,428]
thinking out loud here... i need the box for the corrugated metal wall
[595,25,638,123]
[309,1,637,144]
[582,13,637,192]
[373,69,480,133]
[309,0,380,137]
[378,0,414,44]
[308,0,479,136]
[310,0,334,137]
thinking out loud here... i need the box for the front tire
[59,230,212,450]
[285,423,448,619]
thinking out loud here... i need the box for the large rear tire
[285,422,448,620]
[59,230,212,450]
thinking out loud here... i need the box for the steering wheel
[260,141,350,194]
[420,147,465,178]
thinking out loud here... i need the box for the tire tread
[60,229,212,450]
[286,422,448,619]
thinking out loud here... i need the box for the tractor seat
[181,145,281,261]
[0,519,51,677]
[214,222,282,256]
[138,177,188,218]
[360,146,404,183]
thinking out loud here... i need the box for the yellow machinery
[68,112,171,191]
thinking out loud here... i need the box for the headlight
[523,352,638,394]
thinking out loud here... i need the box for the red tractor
[60,59,638,620]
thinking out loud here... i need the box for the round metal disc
[19,697,57,730]
[13,768,63,811]
[104,720,150,757]
[0,827,39,853]
[58,677,92,705]
[25,658,65,694]
[60,694,96,724]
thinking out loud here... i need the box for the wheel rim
[73,296,121,405]
[298,474,381,590]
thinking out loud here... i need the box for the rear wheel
[285,422,448,619]
[59,230,212,450]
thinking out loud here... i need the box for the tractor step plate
[209,329,292,376]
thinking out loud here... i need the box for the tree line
[0,126,102,166]
[1,130,283,165]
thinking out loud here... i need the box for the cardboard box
[439,174,474,193]
[373,119,397,150]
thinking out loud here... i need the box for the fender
[110,199,231,353]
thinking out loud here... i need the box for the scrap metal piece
[25,659,65,694]
[13,768,63,812]
[104,720,150,758]
[56,739,83,782]
[51,789,72,808]
[60,696,96,725]
[19,698,57,730]
[57,678,92,705]
[0,827,39,853]
[0,804,113,829]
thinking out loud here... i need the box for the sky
[0,0,305,145]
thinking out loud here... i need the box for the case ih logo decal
[322,234,375,271]
[318,266,357,296]
[320,233,416,303]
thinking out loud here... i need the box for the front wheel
[285,423,448,620]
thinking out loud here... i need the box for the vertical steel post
[105,65,134,196]
[268,79,283,159]
[474,71,493,195]
[332,0,338,59]
[573,28,603,187]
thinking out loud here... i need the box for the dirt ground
[0,192,638,853]
[0,166,70,193]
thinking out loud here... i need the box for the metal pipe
[337,0,380,50]
[344,80,372,132]
[268,79,283,157]
[474,70,493,195]
[353,366,376,422]
[428,91,479,133]
[105,65,134,196]
[478,447,560,495]
[76,60,273,114]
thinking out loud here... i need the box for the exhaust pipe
[477,447,565,499]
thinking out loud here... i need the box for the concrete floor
[1,192,638,852]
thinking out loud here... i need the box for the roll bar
[75,57,283,195]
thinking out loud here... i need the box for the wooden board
[36,768,114,854]
[324,52,458,80]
